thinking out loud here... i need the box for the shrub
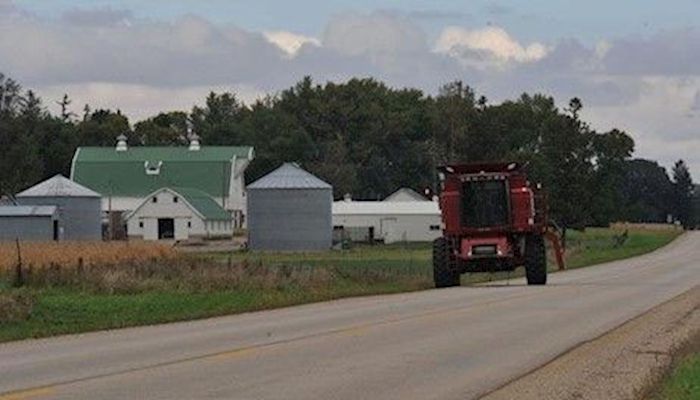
[0,290,35,323]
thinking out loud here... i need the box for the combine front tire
[525,234,547,285]
[433,238,460,288]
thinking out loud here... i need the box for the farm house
[0,206,59,242]
[16,175,102,241]
[247,163,332,251]
[125,187,233,241]
[71,135,253,228]
[332,200,441,244]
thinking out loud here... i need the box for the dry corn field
[0,241,176,271]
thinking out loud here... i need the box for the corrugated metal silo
[17,175,102,240]
[247,163,332,251]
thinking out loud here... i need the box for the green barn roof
[71,146,253,198]
[127,187,231,221]
[172,187,231,220]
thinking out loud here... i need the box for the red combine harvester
[433,162,565,287]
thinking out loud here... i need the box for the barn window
[429,225,440,231]
[173,196,179,203]
[187,221,191,228]
[144,161,163,175]
[139,221,144,228]
[152,196,158,203]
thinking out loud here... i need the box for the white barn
[125,187,233,241]
[332,200,441,244]
[71,135,253,228]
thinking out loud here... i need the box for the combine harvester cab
[433,162,565,288]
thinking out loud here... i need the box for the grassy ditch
[653,329,700,400]
[0,226,682,343]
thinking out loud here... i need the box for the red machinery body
[436,162,564,275]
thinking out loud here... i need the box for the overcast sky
[2,0,700,177]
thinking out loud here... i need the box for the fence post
[14,238,24,288]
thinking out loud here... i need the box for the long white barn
[332,200,441,244]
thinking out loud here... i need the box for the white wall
[101,197,142,213]
[229,157,250,228]
[332,213,442,243]
[126,190,209,240]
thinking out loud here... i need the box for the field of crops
[0,241,175,272]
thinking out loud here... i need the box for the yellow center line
[0,388,54,400]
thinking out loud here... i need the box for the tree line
[0,73,696,230]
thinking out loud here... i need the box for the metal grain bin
[17,175,102,241]
[247,163,332,251]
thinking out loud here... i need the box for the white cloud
[583,76,700,176]
[1,4,699,177]
[36,82,265,121]
[434,26,548,67]
[263,31,320,57]
[323,11,428,56]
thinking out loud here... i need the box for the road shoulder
[481,286,700,400]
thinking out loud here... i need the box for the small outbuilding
[332,200,441,244]
[125,187,233,241]
[0,206,59,241]
[247,163,332,251]
[16,175,102,240]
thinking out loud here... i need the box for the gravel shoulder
[481,286,700,400]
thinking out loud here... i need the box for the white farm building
[332,200,441,244]
[71,135,253,229]
[126,187,233,240]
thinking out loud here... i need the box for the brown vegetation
[0,241,176,272]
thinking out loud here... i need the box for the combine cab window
[461,179,509,228]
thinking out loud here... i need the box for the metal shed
[16,175,102,240]
[0,206,59,241]
[247,163,332,251]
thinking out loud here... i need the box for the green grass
[564,227,681,269]
[0,282,420,343]
[0,227,682,343]
[656,352,700,400]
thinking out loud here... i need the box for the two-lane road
[1,233,699,399]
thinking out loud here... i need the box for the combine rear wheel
[525,235,547,285]
[433,238,460,288]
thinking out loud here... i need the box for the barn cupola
[188,133,201,151]
[115,133,128,152]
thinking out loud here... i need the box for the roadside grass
[0,226,682,343]
[655,346,700,400]
[564,227,681,269]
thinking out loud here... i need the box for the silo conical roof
[16,175,101,197]
[247,163,331,190]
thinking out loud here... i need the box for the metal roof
[173,187,231,220]
[383,188,427,202]
[0,205,57,217]
[74,146,253,162]
[17,175,101,198]
[247,163,332,190]
[72,146,254,198]
[333,201,439,215]
[126,187,231,221]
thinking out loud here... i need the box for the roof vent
[188,133,201,151]
[116,134,128,152]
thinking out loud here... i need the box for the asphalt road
[1,233,699,400]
